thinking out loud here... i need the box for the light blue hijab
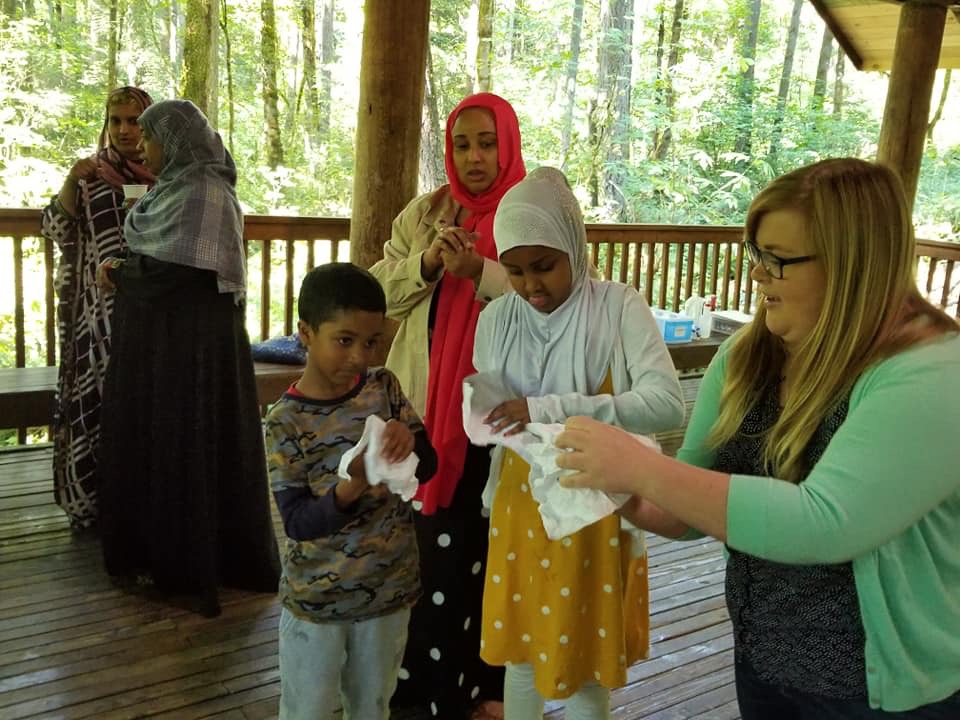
[487,167,627,397]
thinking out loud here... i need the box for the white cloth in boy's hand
[463,372,660,539]
[337,415,420,501]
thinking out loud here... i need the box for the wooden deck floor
[0,443,738,720]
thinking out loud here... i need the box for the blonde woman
[556,158,960,718]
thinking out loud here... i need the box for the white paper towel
[337,415,420,501]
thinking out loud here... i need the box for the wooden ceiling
[810,0,960,71]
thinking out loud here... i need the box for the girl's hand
[555,416,656,494]
[484,398,531,436]
[380,419,415,464]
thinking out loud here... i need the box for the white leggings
[504,662,611,720]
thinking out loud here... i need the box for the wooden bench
[0,362,303,431]
[0,336,722,432]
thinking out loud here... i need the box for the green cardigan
[678,332,960,711]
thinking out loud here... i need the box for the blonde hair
[709,158,957,481]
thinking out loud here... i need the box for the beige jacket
[369,187,511,416]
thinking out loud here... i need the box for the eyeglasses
[744,241,815,280]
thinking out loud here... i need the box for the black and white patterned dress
[41,172,128,528]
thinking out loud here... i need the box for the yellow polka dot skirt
[480,449,650,700]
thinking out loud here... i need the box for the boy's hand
[336,455,369,509]
[380,419,414,464]
[484,398,531,436]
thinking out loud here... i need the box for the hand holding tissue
[337,415,420,501]
[463,372,660,539]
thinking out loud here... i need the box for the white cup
[122,184,148,200]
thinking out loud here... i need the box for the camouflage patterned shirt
[265,367,435,623]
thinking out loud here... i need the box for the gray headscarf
[487,167,628,397]
[124,99,245,298]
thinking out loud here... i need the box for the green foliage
[2,0,957,232]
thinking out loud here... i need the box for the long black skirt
[97,274,279,612]
[392,442,505,717]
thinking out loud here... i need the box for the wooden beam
[808,0,865,69]
[877,1,947,210]
[349,0,431,270]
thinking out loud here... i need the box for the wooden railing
[2,208,959,374]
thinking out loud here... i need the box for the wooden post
[349,0,431,269]
[876,1,947,210]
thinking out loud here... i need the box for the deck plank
[0,382,738,720]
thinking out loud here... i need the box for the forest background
[2,0,958,233]
[1,0,959,382]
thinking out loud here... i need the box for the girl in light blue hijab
[472,167,684,719]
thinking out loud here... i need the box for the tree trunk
[476,0,494,92]
[768,0,803,163]
[509,0,525,61]
[926,68,952,144]
[164,1,181,98]
[2,0,18,18]
[811,25,833,111]
[181,0,216,116]
[419,47,446,193]
[207,4,219,127]
[106,0,119,90]
[649,5,666,160]
[560,0,585,168]
[833,49,845,118]
[594,0,634,219]
[653,0,686,161]
[221,0,235,151]
[733,0,761,158]
[350,0,430,269]
[300,0,320,147]
[261,0,283,169]
[587,97,600,207]
[319,0,335,137]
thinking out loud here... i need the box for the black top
[714,381,867,699]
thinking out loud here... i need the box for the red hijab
[418,93,526,514]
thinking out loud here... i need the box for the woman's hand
[422,224,484,282]
[554,416,656,494]
[68,156,100,183]
[484,398,531,436]
[380,419,415,464]
[617,496,690,539]
[557,416,731,541]
[96,258,121,292]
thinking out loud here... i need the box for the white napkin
[337,415,420,501]
[463,372,660,539]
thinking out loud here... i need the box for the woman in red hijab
[370,93,525,720]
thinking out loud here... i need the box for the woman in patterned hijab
[95,99,279,618]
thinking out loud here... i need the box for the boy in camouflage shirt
[265,263,437,720]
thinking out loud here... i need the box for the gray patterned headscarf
[124,100,245,298]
